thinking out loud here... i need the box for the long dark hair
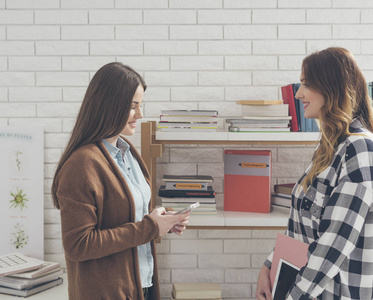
[52,62,146,208]
[301,47,373,190]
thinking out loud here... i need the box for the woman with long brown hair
[256,47,373,299]
[52,62,189,300]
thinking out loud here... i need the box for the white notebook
[0,253,43,276]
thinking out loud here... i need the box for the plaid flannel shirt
[265,118,373,300]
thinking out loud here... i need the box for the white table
[0,274,68,299]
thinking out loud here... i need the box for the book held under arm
[270,233,308,294]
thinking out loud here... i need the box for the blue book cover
[311,119,319,132]
[368,82,373,99]
[292,83,305,132]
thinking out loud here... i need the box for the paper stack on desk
[0,252,63,297]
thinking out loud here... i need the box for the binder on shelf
[224,150,271,213]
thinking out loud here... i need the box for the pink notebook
[270,233,309,288]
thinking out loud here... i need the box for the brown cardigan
[55,138,161,300]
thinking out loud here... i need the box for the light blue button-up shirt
[102,138,153,288]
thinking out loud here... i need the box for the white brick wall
[2,1,373,299]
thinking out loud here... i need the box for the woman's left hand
[165,211,189,235]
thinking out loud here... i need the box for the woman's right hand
[149,207,190,236]
[255,265,273,300]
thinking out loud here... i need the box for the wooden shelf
[156,130,320,143]
[187,210,288,229]
[141,121,316,229]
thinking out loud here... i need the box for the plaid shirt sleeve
[288,137,373,300]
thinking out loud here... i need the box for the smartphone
[174,202,200,215]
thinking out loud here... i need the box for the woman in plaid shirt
[256,47,373,300]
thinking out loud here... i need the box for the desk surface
[0,274,68,299]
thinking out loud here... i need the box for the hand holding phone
[174,202,200,215]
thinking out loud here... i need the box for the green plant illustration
[9,187,29,211]
[11,223,29,249]
[15,150,23,171]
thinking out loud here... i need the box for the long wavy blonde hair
[301,47,373,191]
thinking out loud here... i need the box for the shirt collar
[102,137,130,159]
[349,117,363,132]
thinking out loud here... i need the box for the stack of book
[271,183,295,213]
[159,175,217,215]
[0,252,63,297]
[172,282,222,300]
[226,100,291,132]
[281,84,319,132]
[158,110,219,132]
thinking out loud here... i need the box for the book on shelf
[242,116,291,121]
[281,84,299,132]
[165,182,209,191]
[274,183,295,195]
[161,110,218,116]
[0,269,63,290]
[162,201,217,215]
[159,127,218,132]
[293,83,303,132]
[172,282,222,299]
[163,175,214,183]
[224,150,271,213]
[368,81,373,98]
[163,202,216,209]
[226,117,291,124]
[160,115,218,123]
[159,122,217,128]
[270,233,308,292]
[241,103,289,117]
[165,207,218,215]
[288,83,319,132]
[229,126,290,132]
[271,194,292,207]
[161,197,216,204]
[0,277,63,298]
[159,186,215,198]
[236,100,283,105]
[271,203,291,214]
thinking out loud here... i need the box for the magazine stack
[159,175,217,215]
[0,252,63,298]
[158,110,219,132]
